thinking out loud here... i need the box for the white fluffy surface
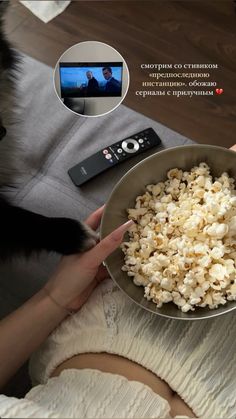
[20,1,71,23]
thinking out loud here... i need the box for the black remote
[68,127,162,186]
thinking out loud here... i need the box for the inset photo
[54,41,129,117]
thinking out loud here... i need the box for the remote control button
[105,153,112,159]
[138,138,144,144]
[109,159,113,163]
[141,144,145,148]
[122,139,139,154]
[103,149,109,154]
[117,148,122,153]
[122,153,126,157]
[144,137,148,140]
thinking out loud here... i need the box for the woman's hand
[44,206,133,312]
[0,206,133,389]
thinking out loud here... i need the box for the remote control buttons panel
[68,128,162,186]
[101,129,160,164]
[121,139,139,153]
[110,132,155,162]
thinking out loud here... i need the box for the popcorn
[121,163,236,312]
[227,216,236,237]
[204,223,229,239]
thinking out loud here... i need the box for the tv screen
[59,62,123,98]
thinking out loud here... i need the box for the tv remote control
[68,127,162,186]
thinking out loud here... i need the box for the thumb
[84,220,134,268]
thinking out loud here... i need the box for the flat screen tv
[59,62,123,98]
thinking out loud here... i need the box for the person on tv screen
[102,66,121,95]
[86,71,99,96]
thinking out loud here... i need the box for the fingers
[71,277,99,311]
[82,268,108,298]
[85,205,105,230]
[84,220,134,267]
[95,265,110,283]
[230,145,236,152]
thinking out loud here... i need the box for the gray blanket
[0,54,194,317]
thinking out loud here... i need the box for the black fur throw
[0,1,98,260]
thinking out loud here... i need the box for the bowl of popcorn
[101,145,236,319]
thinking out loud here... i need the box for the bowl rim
[101,144,236,320]
[103,260,236,320]
[102,144,236,210]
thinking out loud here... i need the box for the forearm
[0,212,132,390]
[0,288,67,389]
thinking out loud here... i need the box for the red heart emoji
[216,88,223,95]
